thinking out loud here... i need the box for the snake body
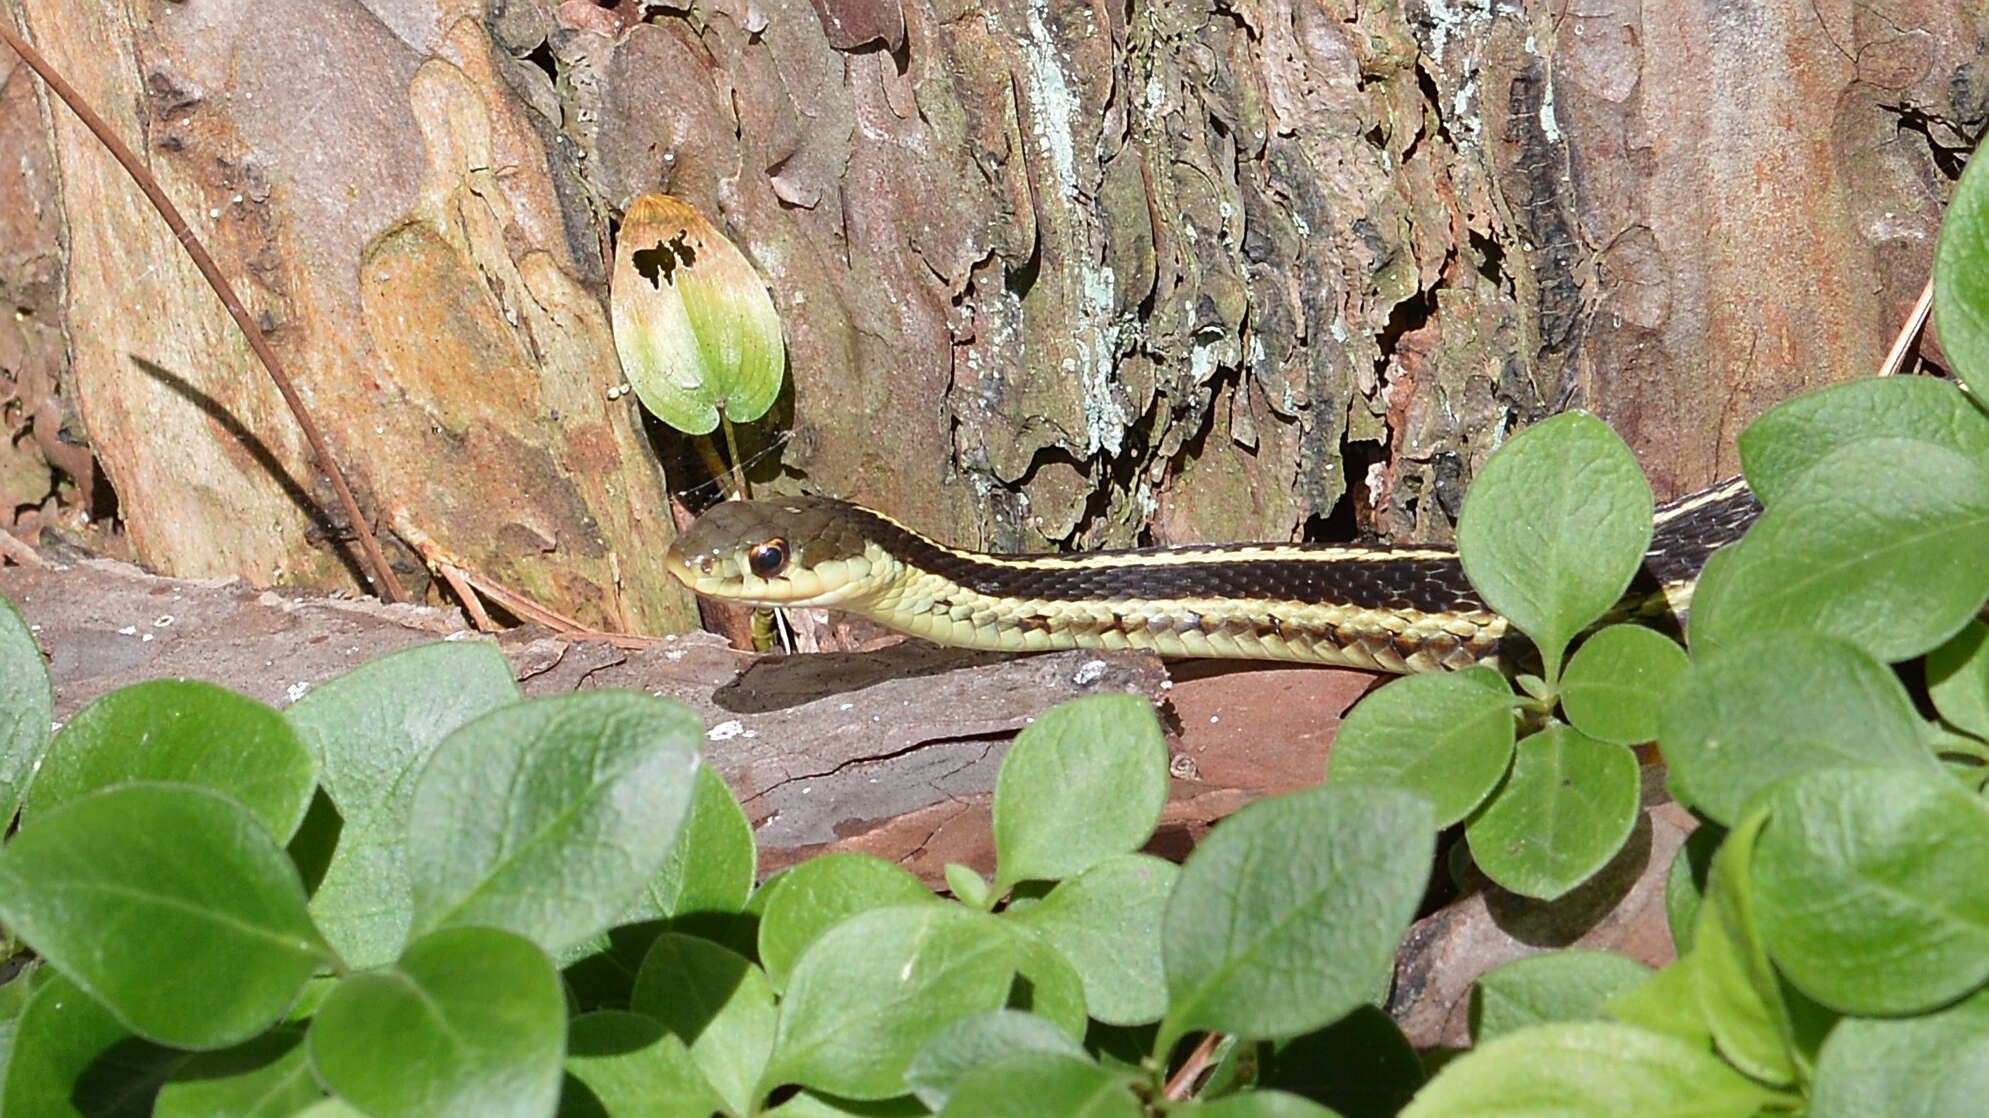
[663,477,1759,673]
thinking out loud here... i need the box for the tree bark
[1,0,1980,619]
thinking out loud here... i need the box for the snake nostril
[698,557,713,574]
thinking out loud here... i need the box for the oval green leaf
[0,594,51,825]
[903,1010,1085,1112]
[1328,667,1515,826]
[309,926,563,1118]
[287,640,521,968]
[992,694,1168,890]
[1160,785,1434,1047]
[1560,624,1688,745]
[1660,633,1933,825]
[28,679,315,842]
[1688,810,1815,1087]
[0,784,331,1049]
[407,691,703,955]
[1470,950,1652,1045]
[564,1011,726,1118]
[1399,1022,1788,1117]
[629,764,756,921]
[610,194,785,435]
[757,852,939,991]
[2,973,170,1118]
[631,933,775,1115]
[1004,853,1178,1027]
[766,904,1016,1100]
[1934,135,1989,396]
[1465,725,1640,900]
[1739,376,1989,506]
[940,1051,1139,1118]
[1177,1091,1345,1118]
[1928,619,1989,740]
[1754,766,1989,1015]
[1684,439,1989,662]
[1810,986,1989,1118]
[1456,412,1654,679]
[156,1025,320,1118]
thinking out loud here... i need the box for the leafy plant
[0,622,1440,1115]
[1383,137,1989,1114]
[1,131,1983,1118]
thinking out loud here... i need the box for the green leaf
[28,679,315,841]
[1660,633,1933,825]
[903,1010,1085,1112]
[610,194,785,435]
[1935,135,1989,395]
[991,694,1168,890]
[155,1025,322,1118]
[1399,1022,1788,1116]
[0,594,51,824]
[765,904,1016,1100]
[1464,725,1640,900]
[1684,439,1989,662]
[1739,375,1989,506]
[1456,412,1654,680]
[1928,619,1989,740]
[1004,923,1088,1040]
[1662,822,1722,954]
[1559,625,1688,744]
[1680,539,1742,656]
[1327,667,1515,826]
[1689,810,1816,1087]
[630,933,775,1115]
[1,973,177,1117]
[762,1090,928,1117]
[408,691,703,955]
[938,1051,1139,1118]
[1753,766,1989,1015]
[1470,950,1653,1044]
[1159,785,1434,1047]
[947,863,992,910]
[1256,1005,1424,1118]
[308,926,565,1118]
[627,764,756,921]
[0,963,47,1090]
[1602,958,1712,1048]
[757,852,938,990]
[561,1011,727,1118]
[287,640,521,968]
[1810,985,1989,1118]
[1004,854,1177,1027]
[0,783,331,1049]
[1174,1091,1345,1118]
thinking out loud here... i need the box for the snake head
[663,496,896,608]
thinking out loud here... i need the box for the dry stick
[1878,278,1935,379]
[0,21,406,602]
[392,509,657,650]
[1162,1033,1224,1101]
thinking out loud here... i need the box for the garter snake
[663,477,1759,674]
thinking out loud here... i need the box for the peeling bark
[1,0,1981,621]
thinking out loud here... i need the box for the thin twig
[0,531,50,569]
[392,510,657,649]
[0,19,406,601]
[1878,278,1935,378]
[1163,1033,1224,1101]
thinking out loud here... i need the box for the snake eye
[747,538,789,578]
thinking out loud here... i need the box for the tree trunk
[1,0,1980,619]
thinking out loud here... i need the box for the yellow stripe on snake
[663,477,1758,674]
